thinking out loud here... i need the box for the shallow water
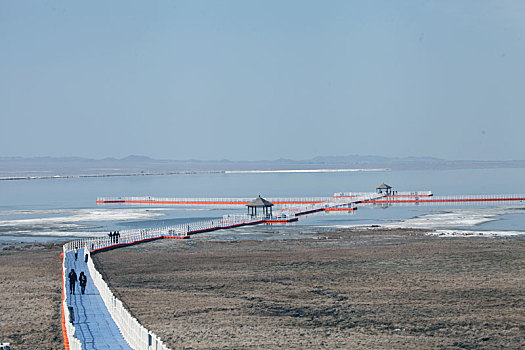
[1,168,525,243]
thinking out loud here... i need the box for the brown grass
[0,243,64,350]
[93,229,525,349]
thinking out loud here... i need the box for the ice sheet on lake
[0,208,166,237]
[383,206,524,229]
[225,168,388,174]
[324,206,525,237]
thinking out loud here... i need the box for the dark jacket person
[68,269,78,294]
[79,272,87,295]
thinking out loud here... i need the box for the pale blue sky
[1,1,524,161]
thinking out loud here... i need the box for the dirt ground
[93,229,525,349]
[0,243,64,350]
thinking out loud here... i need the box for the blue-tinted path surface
[65,249,132,350]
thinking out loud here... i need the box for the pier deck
[64,249,132,350]
[64,190,525,348]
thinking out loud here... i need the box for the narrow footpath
[65,249,132,350]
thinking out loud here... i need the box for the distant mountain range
[1,155,525,179]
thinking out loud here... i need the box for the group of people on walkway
[108,231,121,243]
[68,269,87,295]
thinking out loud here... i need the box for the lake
[1,167,525,243]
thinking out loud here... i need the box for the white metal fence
[96,196,333,208]
[363,194,525,207]
[333,191,433,197]
[61,213,276,349]
[279,193,384,215]
[62,234,172,350]
[86,249,169,350]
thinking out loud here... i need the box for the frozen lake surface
[1,167,525,243]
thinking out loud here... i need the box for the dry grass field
[0,243,64,350]
[93,229,525,349]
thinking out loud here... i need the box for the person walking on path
[68,269,78,295]
[79,272,87,295]
[74,249,78,260]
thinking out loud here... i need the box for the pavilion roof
[246,195,274,207]
[376,183,392,189]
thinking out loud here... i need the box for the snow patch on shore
[427,229,523,237]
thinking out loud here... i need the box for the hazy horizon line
[1,154,524,163]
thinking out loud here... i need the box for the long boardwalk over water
[97,192,525,208]
[62,193,387,349]
[63,189,525,348]
[60,215,306,349]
